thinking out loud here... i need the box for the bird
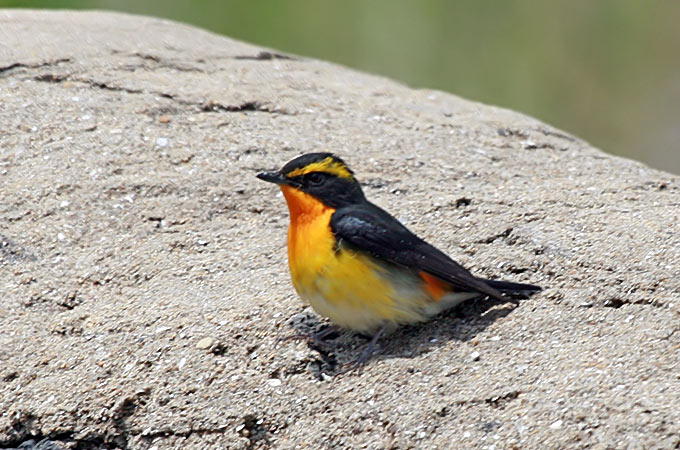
[257,152,541,367]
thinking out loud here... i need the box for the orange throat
[280,185,333,222]
[279,185,336,292]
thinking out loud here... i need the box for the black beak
[256,171,288,185]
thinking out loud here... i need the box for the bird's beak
[256,171,289,185]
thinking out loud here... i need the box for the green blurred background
[3,1,679,174]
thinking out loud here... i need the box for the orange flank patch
[420,271,450,301]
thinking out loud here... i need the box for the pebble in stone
[267,378,282,387]
[155,137,169,147]
[550,420,563,430]
[196,337,213,349]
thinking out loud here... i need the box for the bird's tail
[479,278,542,298]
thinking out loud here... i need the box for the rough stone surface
[1,9,679,450]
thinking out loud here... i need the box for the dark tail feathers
[479,278,542,298]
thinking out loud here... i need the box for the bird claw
[337,326,385,374]
[339,345,381,375]
[279,325,386,374]
[278,325,341,348]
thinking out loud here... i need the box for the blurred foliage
[3,0,678,173]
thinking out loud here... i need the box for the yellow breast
[279,186,430,332]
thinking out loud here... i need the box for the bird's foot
[278,324,341,349]
[339,327,385,374]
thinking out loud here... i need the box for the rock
[196,337,213,350]
[0,9,678,450]
[550,420,564,430]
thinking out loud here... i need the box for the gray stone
[1,9,678,450]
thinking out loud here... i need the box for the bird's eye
[308,173,324,185]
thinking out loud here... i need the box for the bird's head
[257,153,365,209]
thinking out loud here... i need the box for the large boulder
[1,9,678,449]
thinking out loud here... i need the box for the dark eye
[308,173,324,185]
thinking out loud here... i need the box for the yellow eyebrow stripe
[286,156,353,179]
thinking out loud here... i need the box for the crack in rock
[0,58,71,74]
[139,425,230,441]
[451,390,522,409]
[125,52,204,72]
[201,100,292,115]
[30,71,292,116]
[234,51,297,61]
[8,55,293,116]
[478,227,514,244]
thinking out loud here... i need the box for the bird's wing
[330,203,506,301]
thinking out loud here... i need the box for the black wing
[330,202,507,301]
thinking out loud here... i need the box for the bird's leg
[311,324,342,341]
[278,324,341,347]
[341,326,385,373]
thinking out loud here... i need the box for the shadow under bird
[257,153,541,368]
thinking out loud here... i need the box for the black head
[257,153,366,208]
